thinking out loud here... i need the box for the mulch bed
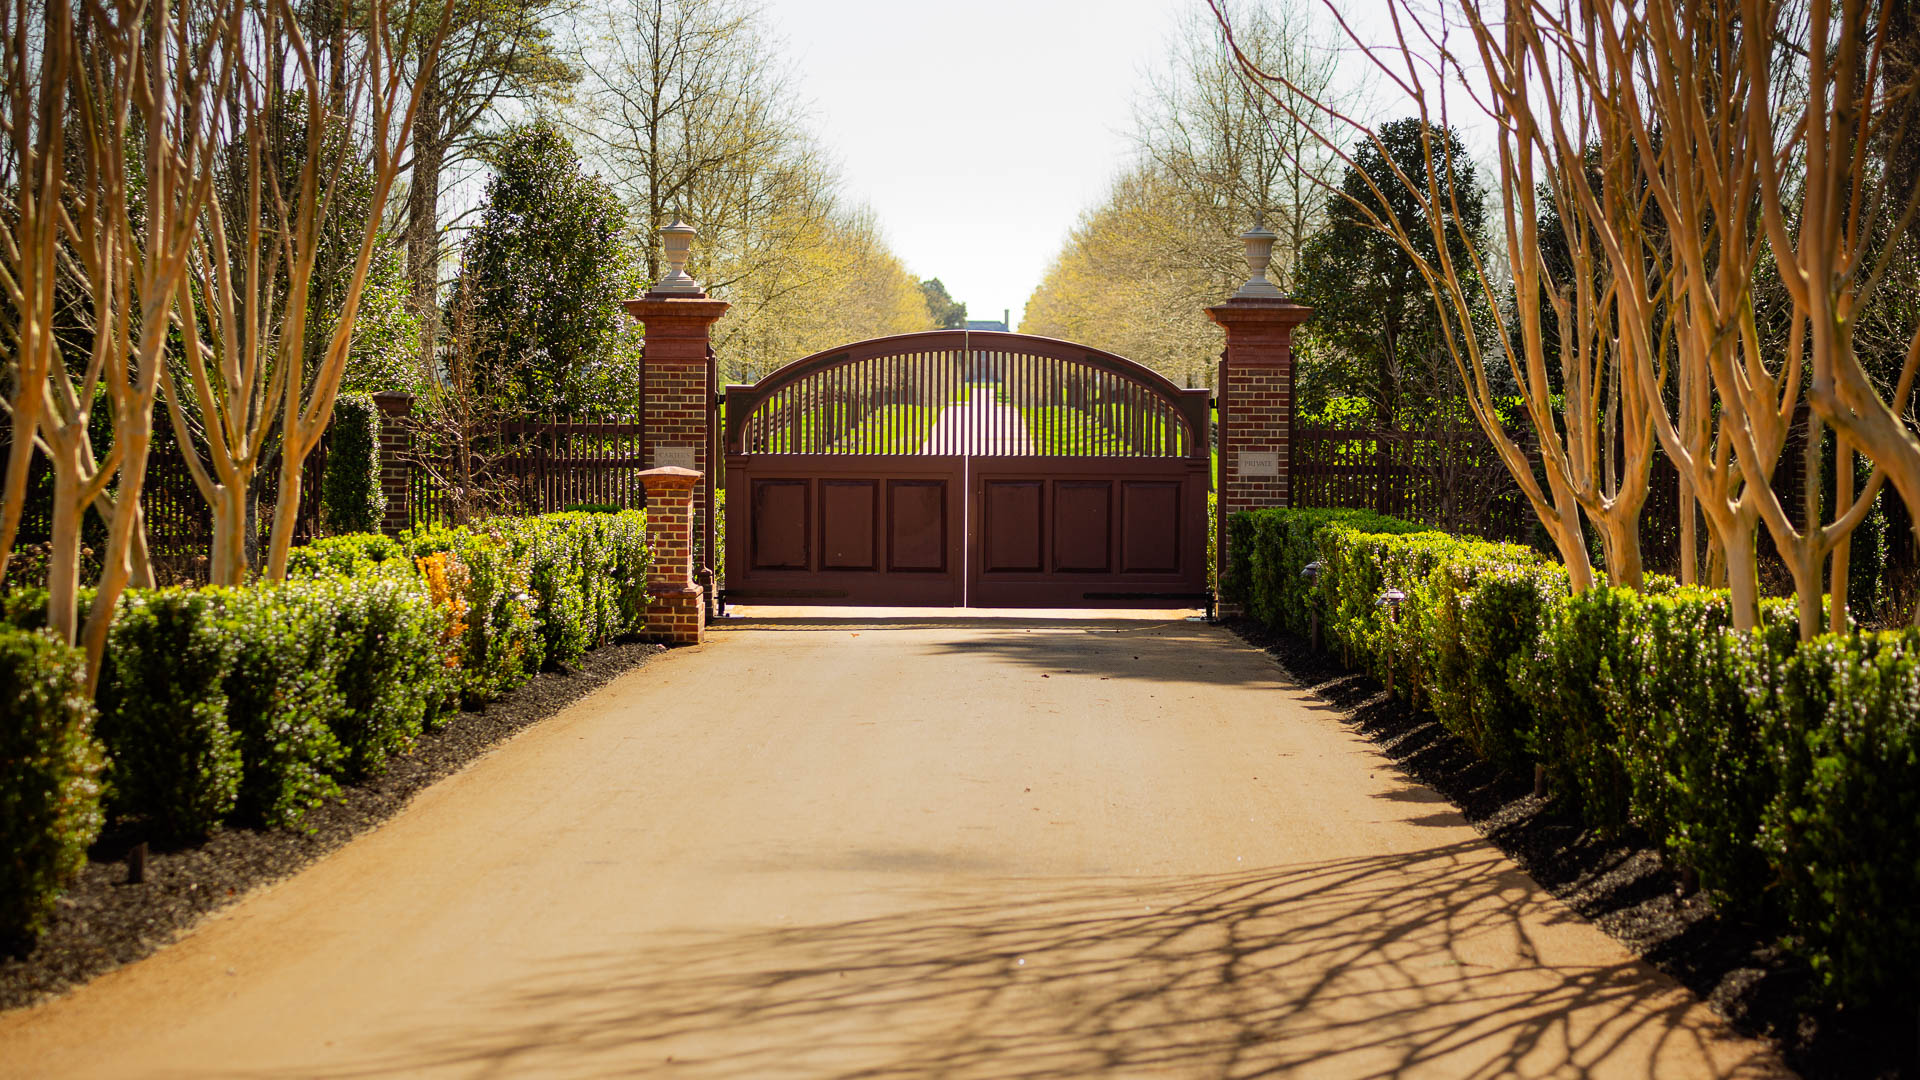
[0,639,667,1013]
[1226,617,1915,1080]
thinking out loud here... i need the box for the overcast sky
[758,0,1199,331]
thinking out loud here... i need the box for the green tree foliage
[454,120,641,413]
[919,278,966,329]
[1295,119,1495,429]
[399,0,579,340]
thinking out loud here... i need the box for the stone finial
[650,217,704,296]
[1233,223,1285,299]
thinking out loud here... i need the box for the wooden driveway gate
[722,331,1211,608]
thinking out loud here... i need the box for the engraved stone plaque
[1239,451,1279,478]
[654,445,696,470]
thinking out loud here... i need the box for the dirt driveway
[0,612,1784,1079]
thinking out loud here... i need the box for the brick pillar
[1206,296,1312,614]
[370,391,414,536]
[622,294,729,579]
[638,466,704,643]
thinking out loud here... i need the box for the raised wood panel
[820,480,878,571]
[888,480,948,572]
[751,479,809,570]
[1121,481,1181,573]
[1052,481,1111,572]
[983,480,1043,573]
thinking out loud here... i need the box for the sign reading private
[1239,451,1279,478]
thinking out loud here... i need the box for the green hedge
[1,510,652,943]
[91,581,456,838]
[320,394,387,535]
[293,509,652,704]
[1226,506,1920,1012]
[0,627,104,943]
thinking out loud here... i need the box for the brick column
[369,391,414,536]
[638,466,705,644]
[1206,296,1312,613]
[622,294,728,580]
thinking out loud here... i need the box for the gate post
[638,466,705,643]
[1206,225,1312,615]
[623,219,729,593]
[370,391,414,536]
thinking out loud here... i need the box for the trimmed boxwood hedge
[1226,506,1920,1012]
[0,627,104,943]
[319,394,387,535]
[0,509,652,943]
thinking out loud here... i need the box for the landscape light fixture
[1302,561,1325,648]
[1377,588,1407,698]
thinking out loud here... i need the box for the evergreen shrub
[1227,505,1920,1011]
[320,394,386,535]
[0,627,104,943]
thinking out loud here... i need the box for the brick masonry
[638,466,705,644]
[1206,297,1313,614]
[623,295,728,573]
[370,391,415,536]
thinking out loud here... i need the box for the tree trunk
[264,446,305,581]
[406,71,444,374]
[46,452,81,643]
[210,480,249,585]
[1722,511,1762,631]
[80,422,152,690]
[1831,438,1855,634]
[1600,511,1644,590]
[1679,473,1698,585]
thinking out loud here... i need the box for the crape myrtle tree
[164,0,451,586]
[0,0,227,684]
[1294,118,1495,431]
[1212,0,1920,631]
[452,119,641,414]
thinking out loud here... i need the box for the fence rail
[401,413,650,531]
[3,409,649,582]
[1290,426,1540,543]
[1291,413,1832,573]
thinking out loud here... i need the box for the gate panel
[726,455,964,605]
[968,458,1209,608]
[723,331,1210,608]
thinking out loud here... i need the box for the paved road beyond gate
[723,331,1211,607]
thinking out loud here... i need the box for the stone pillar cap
[638,466,703,489]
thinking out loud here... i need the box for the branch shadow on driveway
[281,839,1780,1080]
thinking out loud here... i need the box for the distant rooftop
[964,319,1008,332]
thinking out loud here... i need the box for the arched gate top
[725,330,1210,460]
